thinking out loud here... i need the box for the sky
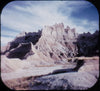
[1,0,99,46]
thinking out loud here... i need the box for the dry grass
[2,56,99,90]
[2,76,35,90]
[35,64,54,67]
[67,56,99,60]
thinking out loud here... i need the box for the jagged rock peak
[42,23,77,38]
[35,23,78,61]
[43,23,76,33]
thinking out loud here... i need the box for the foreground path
[1,63,75,81]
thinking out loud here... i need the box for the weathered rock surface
[1,23,79,62]
[1,31,41,55]
[6,42,34,59]
[35,23,78,61]
[78,59,99,78]
[30,72,98,90]
[1,55,31,73]
[1,23,99,61]
[29,59,99,90]
[1,23,99,90]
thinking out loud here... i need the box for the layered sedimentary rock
[1,23,79,62]
[35,23,78,61]
[1,23,99,90]
[1,31,41,55]
[1,23,99,61]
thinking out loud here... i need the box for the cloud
[1,29,19,37]
[1,1,99,45]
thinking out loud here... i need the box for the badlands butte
[1,23,99,90]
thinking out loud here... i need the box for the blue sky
[1,0,99,46]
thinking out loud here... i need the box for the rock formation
[1,31,41,55]
[1,23,99,61]
[77,31,99,56]
[1,23,79,62]
[1,23,99,90]
[6,42,34,59]
[35,23,78,62]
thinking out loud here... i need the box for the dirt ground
[1,56,99,90]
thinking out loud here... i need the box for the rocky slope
[35,23,78,61]
[1,23,80,65]
[1,23,99,61]
[1,23,99,90]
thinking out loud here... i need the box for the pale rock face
[35,23,78,61]
[1,23,78,62]
[1,23,99,65]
